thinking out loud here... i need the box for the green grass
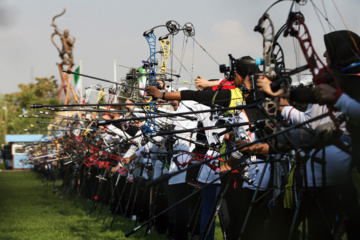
[0,171,168,240]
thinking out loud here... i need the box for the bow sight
[219,54,237,81]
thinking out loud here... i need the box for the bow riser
[285,12,338,88]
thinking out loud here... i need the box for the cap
[177,87,189,91]
[235,56,260,78]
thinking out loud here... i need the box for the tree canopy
[1,76,60,146]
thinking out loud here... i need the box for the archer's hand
[195,76,209,89]
[146,86,161,99]
[102,114,111,120]
[313,84,337,104]
[125,99,134,111]
[257,77,284,97]
[111,165,120,173]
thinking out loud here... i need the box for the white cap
[177,87,189,91]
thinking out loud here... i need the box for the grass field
[0,171,169,240]
[0,171,223,240]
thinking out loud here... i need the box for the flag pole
[114,59,117,83]
[113,59,118,103]
[79,60,83,104]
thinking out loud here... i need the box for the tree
[5,76,59,109]
[34,76,58,99]
[1,76,60,146]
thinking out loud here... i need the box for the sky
[0,0,359,98]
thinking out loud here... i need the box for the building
[3,134,49,170]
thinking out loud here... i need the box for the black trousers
[219,175,271,240]
[167,183,201,240]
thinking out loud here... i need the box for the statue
[51,8,79,104]
[51,8,76,68]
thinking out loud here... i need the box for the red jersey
[211,79,236,91]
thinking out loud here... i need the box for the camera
[219,54,236,74]
[219,64,230,74]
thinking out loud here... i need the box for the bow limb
[143,30,158,87]
[143,21,180,40]
[50,8,66,57]
[254,0,299,78]
[159,20,181,81]
[51,32,61,54]
[254,13,275,78]
[283,10,348,137]
[51,8,66,28]
[159,36,171,78]
[285,12,340,89]
[254,13,284,132]
[142,31,157,135]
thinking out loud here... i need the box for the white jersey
[282,103,350,186]
[133,102,198,185]
[184,102,224,184]
[134,136,167,179]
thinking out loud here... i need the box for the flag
[74,66,81,94]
